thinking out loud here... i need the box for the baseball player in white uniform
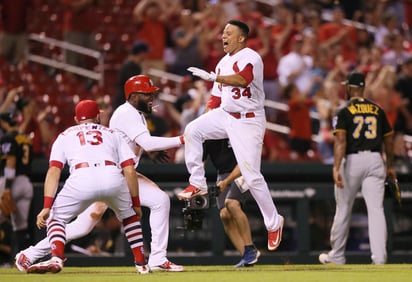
[181,20,284,251]
[27,100,150,274]
[15,76,184,273]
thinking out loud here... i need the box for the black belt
[347,150,380,155]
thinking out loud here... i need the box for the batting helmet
[124,75,159,100]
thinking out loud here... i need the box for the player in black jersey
[319,72,396,265]
[0,112,33,256]
[203,139,259,267]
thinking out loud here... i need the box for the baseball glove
[0,189,17,215]
[384,177,402,206]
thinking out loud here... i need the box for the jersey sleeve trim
[49,160,63,169]
[237,63,254,85]
[333,129,346,135]
[206,95,221,109]
[120,158,135,168]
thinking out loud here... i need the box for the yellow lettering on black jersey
[347,104,379,115]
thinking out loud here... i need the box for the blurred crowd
[1,0,412,170]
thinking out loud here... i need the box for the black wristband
[5,178,13,189]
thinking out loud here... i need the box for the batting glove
[187,67,217,81]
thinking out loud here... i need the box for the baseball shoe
[319,253,334,264]
[268,215,284,251]
[177,185,207,200]
[151,260,184,272]
[135,263,151,274]
[27,257,64,274]
[15,251,32,272]
[234,246,261,268]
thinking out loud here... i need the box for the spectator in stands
[270,3,300,58]
[133,0,181,73]
[365,65,401,128]
[284,83,316,161]
[112,41,149,110]
[374,12,400,49]
[62,0,100,69]
[318,4,358,64]
[382,33,412,68]
[277,34,314,96]
[393,57,412,172]
[171,9,203,76]
[0,0,33,65]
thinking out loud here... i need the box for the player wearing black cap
[319,72,396,264]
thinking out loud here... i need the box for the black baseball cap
[341,72,365,87]
[131,41,149,55]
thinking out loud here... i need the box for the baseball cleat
[234,246,260,268]
[15,251,32,272]
[268,215,284,251]
[319,253,335,264]
[27,257,64,274]
[135,263,151,274]
[177,185,207,200]
[150,260,184,272]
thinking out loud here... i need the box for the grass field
[1,264,412,282]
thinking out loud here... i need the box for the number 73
[352,116,377,139]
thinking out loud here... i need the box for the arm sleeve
[134,131,181,152]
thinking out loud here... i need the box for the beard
[137,100,152,114]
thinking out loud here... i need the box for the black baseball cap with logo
[341,72,365,87]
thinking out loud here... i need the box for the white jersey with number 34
[212,47,265,113]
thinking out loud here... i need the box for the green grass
[1,265,412,282]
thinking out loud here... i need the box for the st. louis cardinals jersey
[50,123,136,174]
[212,47,265,113]
[110,102,149,164]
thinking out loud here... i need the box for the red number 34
[231,87,252,99]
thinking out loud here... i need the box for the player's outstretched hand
[36,208,50,229]
[187,67,217,81]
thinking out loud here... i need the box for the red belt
[74,160,116,170]
[229,112,255,119]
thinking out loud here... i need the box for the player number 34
[231,87,252,99]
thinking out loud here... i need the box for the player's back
[56,123,124,166]
[335,98,392,154]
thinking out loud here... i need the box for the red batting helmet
[124,75,159,100]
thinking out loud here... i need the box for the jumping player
[319,72,396,264]
[28,100,149,274]
[15,75,184,272]
[181,20,284,251]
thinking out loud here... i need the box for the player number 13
[77,130,103,146]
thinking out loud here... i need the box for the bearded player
[180,20,284,251]
[15,75,185,272]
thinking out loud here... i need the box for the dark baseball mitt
[384,177,402,206]
[0,189,17,215]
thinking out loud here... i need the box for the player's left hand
[187,67,217,81]
[36,208,50,229]
[333,166,344,188]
